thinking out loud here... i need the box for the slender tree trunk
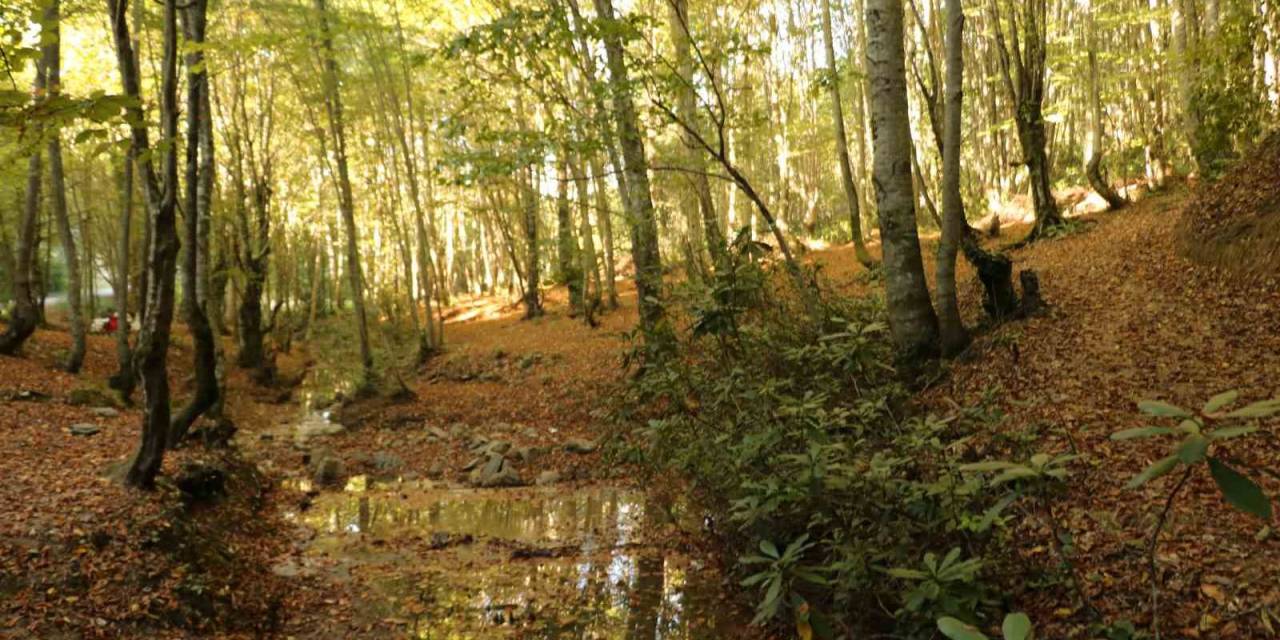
[315,0,374,385]
[867,0,939,361]
[589,155,619,308]
[0,8,51,356]
[570,155,603,313]
[669,0,724,273]
[555,155,583,313]
[823,0,875,268]
[110,150,136,394]
[595,0,667,349]
[521,167,543,318]
[1086,37,1126,209]
[42,0,85,371]
[936,0,969,356]
[114,0,181,489]
[171,0,218,443]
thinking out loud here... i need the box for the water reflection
[304,484,645,547]
[295,484,730,638]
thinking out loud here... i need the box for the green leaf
[1127,455,1179,489]
[991,467,1039,485]
[1111,426,1174,440]
[959,461,1020,472]
[1203,390,1239,414]
[1138,400,1192,418]
[1002,613,1034,640]
[885,568,928,580]
[1208,425,1257,440]
[1225,399,1280,419]
[1177,435,1209,464]
[1208,458,1273,520]
[937,617,989,640]
[759,539,779,558]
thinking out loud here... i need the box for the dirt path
[932,187,1280,637]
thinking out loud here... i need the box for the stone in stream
[563,438,597,454]
[294,414,345,447]
[535,470,561,486]
[468,453,523,487]
[68,423,101,437]
[309,455,346,487]
[427,461,445,479]
[425,425,449,441]
[90,407,119,418]
[369,452,403,474]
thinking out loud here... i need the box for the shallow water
[283,478,733,638]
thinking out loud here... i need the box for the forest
[2,0,1280,636]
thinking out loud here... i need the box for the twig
[1148,466,1194,640]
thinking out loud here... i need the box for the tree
[108,0,182,489]
[866,0,939,361]
[822,0,875,268]
[592,0,669,350]
[0,1,54,357]
[44,0,86,372]
[1084,3,1126,210]
[935,0,969,356]
[314,0,374,386]
[989,0,1063,239]
[170,0,219,443]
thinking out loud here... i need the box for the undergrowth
[621,232,1024,637]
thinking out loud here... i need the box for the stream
[272,413,736,638]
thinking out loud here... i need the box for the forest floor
[3,182,1280,638]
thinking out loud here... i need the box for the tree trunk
[171,0,218,444]
[109,148,135,395]
[43,0,85,372]
[0,8,51,356]
[823,0,875,268]
[936,0,969,356]
[1085,41,1125,210]
[116,0,181,489]
[594,0,668,350]
[866,0,939,361]
[570,155,603,315]
[315,0,374,385]
[589,155,619,308]
[521,167,543,319]
[555,155,583,313]
[669,0,724,273]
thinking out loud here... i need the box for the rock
[89,407,119,418]
[370,452,403,473]
[563,438,597,454]
[427,461,445,479]
[67,386,115,407]
[68,423,100,437]
[535,471,561,486]
[461,456,484,472]
[13,389,51,402]
[448,422,469,439]
[485,440,512,455]
[176,463,226,501]
[468,454,523,487]
[294,414,345,446]
[309,456,346,487]
[521,427,539,440]
[511,445,536,464]
[426,425,449,441]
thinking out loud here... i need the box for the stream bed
[276,475,736,638]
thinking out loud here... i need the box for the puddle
[284,479,735,638]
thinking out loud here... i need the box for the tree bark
[171,0,219,444]
[113,0,181,489]
[594,0,668,349]
[109,147,135,395]
[1085,34,1125,210]
[315,0,374,385]
[555,155,584,313]
[521,166,543,319]
[43,0,85,372]
[0,6,52,356]
[866,0,939,361]
[823,0,875,268]
[936,0,969,356]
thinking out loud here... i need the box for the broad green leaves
[1209,458,1273,520]
[1115,391,1277,520]
[936,613,1035,640]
